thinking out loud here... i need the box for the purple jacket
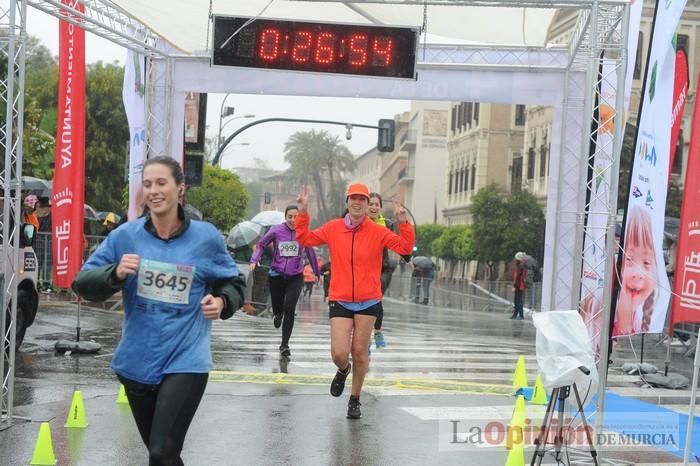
[250,223,320,277]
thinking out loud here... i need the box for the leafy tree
[433,225,472,263]
[470,184,545,279]
[5,36,58,180]
[502,189,545,260]
[187,163,249,232]
[454,225,475,260]
[83,62,130,212]
[414,224,446,257]
[22,99,55,180]
[470,184,512,279]
[284,129,355,222]
[666,178,682,218]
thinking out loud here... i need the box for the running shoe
[374,331,386,349]
[273,313,283,329]
[346,397,362,419]
[330,363,351,397]
[279,345,291,357]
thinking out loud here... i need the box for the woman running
[295,183,414,419]
[72,156,244,465]
[367,192,412,350]
[250,205,320,357]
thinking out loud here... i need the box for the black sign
[213,16,417,80]
[184,152,204,187]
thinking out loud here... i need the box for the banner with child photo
[613,0,687,337]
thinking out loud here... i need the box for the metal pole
[595,0,630,448]
[212,117,380,167]
[216,94,232,154]
[684,334,700,465]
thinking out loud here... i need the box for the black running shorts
[328,301,381,319]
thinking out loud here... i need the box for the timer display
[212,16,417,79]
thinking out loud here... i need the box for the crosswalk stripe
[212,310,697,405]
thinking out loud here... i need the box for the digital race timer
[212,16,417,79]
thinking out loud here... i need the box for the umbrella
[184,204,203,221]
[412,256,434,270]
[21,176,52,198]
[97,211,121,224]
[84,204,100,221]
[523,253,538,269]
[227,221,264,250]
[251,210,285,227]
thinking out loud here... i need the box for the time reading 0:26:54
[212,16,417,79]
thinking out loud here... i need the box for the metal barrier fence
[385,271,542,314]
[34,232,105,290]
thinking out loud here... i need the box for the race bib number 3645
[137,259,195,305]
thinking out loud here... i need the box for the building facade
[443,103,526,225]
[399,101,451,224]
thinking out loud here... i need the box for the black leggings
[118,373,208,466]
[269,274,304,347]
[375,269,393,331]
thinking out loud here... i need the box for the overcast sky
[26,8,410,172]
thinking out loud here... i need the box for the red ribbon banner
[51,0,86,288]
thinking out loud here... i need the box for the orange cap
[345,183,370,199]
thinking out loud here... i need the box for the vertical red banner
[52,0,86,288]
[669,74,700,329]
[669,49,689,182]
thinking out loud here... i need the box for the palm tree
[284,129,355,222]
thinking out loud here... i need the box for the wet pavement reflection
[0,294,691,465]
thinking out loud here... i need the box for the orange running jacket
[295,213,415,302]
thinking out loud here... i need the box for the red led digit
[259,28,281,61]
[292,31,312,63]
[371,36,394,67]
[315,32,336,65]
[348,34,368,66]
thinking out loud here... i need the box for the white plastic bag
[532,310,599,406]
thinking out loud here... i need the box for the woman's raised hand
[392,197,408,224]
[296,185,310,214]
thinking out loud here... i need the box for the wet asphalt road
[0,291,694,465]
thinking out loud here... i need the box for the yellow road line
[209,370,513,396]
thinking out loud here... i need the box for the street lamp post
[217,94,235,153]
[218,115,256,150]
[217,142,250,167]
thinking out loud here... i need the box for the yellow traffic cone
[505,441,525,466]
[116,384,129,404]
[30,422,57,465]
[512,356,528,389]
[513,395,526,421]
[64,390,88,428]
[531,374,548,405]
[506,395,527,449]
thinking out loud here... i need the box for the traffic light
[264,192,271,204]
[377,119,395,153]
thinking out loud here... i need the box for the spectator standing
[511,252,528,320]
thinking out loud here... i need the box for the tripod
[530,383,599,466]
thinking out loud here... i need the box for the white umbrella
[412,256,434,270]
[227,221,264,249]
[251,210,285,227]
